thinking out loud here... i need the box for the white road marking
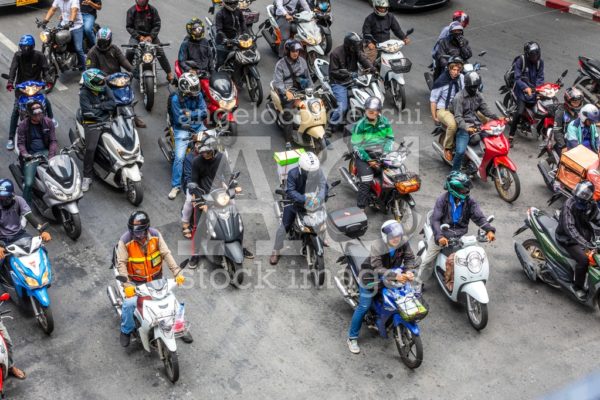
[0,32,68,92]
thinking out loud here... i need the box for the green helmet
[82,68,107,93]
[445,171,472,200]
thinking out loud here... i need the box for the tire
[158,136,173,164]
[493,165,520,203]
[522,238,560,288]
[159,338,179,383]
[33,298,54,335]
[306,51,319,76]
[465,294,488,331]
[392,198,417,236]
[322,30,332,55]
[347,107,363,124]
[246,73,263,106]
[224,258,245,288]
[143,76,155,111]
[219,119,238,147]
[394,325,423,369]
[391,80,407,111]
[313,137,327,163]
[306,242,325,287]
[127,180,144,206]
[502,92,513,109]
[61,211,81,240]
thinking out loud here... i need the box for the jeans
[83,125,103,178]
[330,84,348,126]
[10,97,54,141]
[273,205,297,251]
[452,129,470,172]
[121,296,137,334]
[348,286,374,340]
[82,14,96,46]
[70,27,86,68]
[22,150,47,204]
[171,129,190,189]
[0,322,14,368]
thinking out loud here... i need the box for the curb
[529,0,600,22]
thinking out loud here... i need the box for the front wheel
[127,180,144,206]
[32,298,54,335]
[390,80,407,111]
[493,165,520,203]
[218,119,238,147]
[313,137,328,163]
[392,198,417,236]
[465,294,488,331]
[158,136,174,163]
[61,210,81,240]
[394,325,423,369]
[245,72,263,106]
[322,30,332,55]
[224,258,245,288]
[307,242,325,287]
[159,338,180,383]
[143,76,155,111]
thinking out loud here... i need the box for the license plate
[16,0,38,6]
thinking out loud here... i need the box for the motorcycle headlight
[142,53,154,64]
[25,276,40,288]
[239,38,253,49]
[40,31,49,44]
[41,270,49,285]
[466,251,484,274]
[215,193,230,207]
[218,99,235,110]
[309,100,322,114]
[23,86,41,96]
[47,182,69,201]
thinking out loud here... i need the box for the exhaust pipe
[537,160,554,190]
[339,167,358,192]
[106,286,123,317]
[334,276,358,308]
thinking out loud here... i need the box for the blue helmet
[19,35,35,55]
[0,179,15,198]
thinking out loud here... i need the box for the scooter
[0,293,11,398]
[9,146,83,240]
[0,233,54,335]
[417,212,494,331]
[69,112,144,206]
[574,56,600,107]
[514,207,600,310]
[431,119,520,203]
[312,0,333,55]
[220,33,263,106]
[425,51,487,91]
[292,11,326,74]
[107,261,190,383]
[188,172,246,288]
[377,28,414,111]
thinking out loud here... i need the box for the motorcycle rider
[507,42,545,146]
[125,0,175,83]
[430,56,464,162]
[42,0,86,70]
[6,35,54,151]
[116,210,187,347]
[431,10,469,62]
[328,32,376,135]
[418,172,495,284]
[86,28,147,129]
[433,22,472,80]
[351,96,394,210]
[273,39,313,146]
[362,0,411,48]
[178,18,213,74]
[269,152,328,265]
[215,0,249,67]
[274,0,311,58]
[181,140,202,240]
[347,220,416,354]
[79,68,116,192]
[553,87,584,152]
[450,71,499,172]
[81,0,102,46]
[167,73,208,200]
[565,104,600,151]
[16,102,58,204]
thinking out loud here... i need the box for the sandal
[9,366,26,380]
[182,224,192,239]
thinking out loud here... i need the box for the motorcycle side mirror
[179,259,189,270]
[0,73,9,80]
[330,180,341,188]
[232,171,241,180]
[0,293,9,302]
[406,28,414,36]
[487,215,495,223]
[115,275,128,283]
[441,224,450,231]
[561,69,568,78]
[478,51,487,57]
[275,189,286,196]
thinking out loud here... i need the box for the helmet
[96,27,112,52]
[445,171,472,200]
[343,32,362,55]
[18,34,35,56]
[135,0,149,7]
[223,0,239,11]
[464,71,481,96]
[364,96,383,112]
[372,0,389,16]
[380,220,404,248]
[573,181,594,203]
[524,41,541,63]
[299,152,320,172]
[564,87,584,112]
[447,56,464,69]
[82,68,107,93]
[186,18,205,41]
[580,104,600,125]
[26,101,44,118]
[198,136,218,156]
[284,39,302,57]
[0,179,15,208]
[178,72,201,97]
[127,210,150,239]
[452,10,470,28]
[317,0,330,12]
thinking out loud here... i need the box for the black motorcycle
[574,56,600,107]
[312,0,333,55]
[221,33,263,106]
[209,0,261,35]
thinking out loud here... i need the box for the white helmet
[579,104,600,124]
[299,152,320,172]
[373,0,389,16]
[178,72,200,97]
[381,220,404,248]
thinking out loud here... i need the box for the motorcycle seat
[537,214,577,269]
[586,58,600,72]
[344,242,369,272]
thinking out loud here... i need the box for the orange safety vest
[122,229,163,282]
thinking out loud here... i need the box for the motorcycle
[417,213,494,331]
[0,293,12,398]
[514,207,600,310]
[266,86,329,161]
[158,123,228,165]
[122,41,170,111]
[220,33,264,106]
[573,56,600,107]
[376,28,414,111]
[69,111,144,206]
[107,261,190,383]
[339,143,421,235]
[312,0,333,55]
[431,119,521,203]
[9,146,83,240]
[209,0,261,35]
[0,232,54,335]
[188,172,246,288]
[425,51,487,91]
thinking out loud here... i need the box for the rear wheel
[159,338,179,383]
[465,295,488,331]
[394,325,423,369]
[347,107,363,124]
[307,243,325,288]
[32,298,54,335]
[246,73,263,106]
[306,51,319,77]
[522,238,560,288]
[391,80,407,111]
[219,119,238,147]
[143,76,155,111]
[502,92,514,109]
[158,136,174,163]
[392,198,417,236]
[493,165,520,203]
[127,180,144,206]
[61,211,81,240]
[322,29,332,55]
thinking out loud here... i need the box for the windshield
[47,154,74,186]
[111,117,136,150]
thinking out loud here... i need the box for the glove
[176,274,185,286]
[486,231,495,242]
[40,231,52,242]
[457,36,466,48]
[124,285,136,298]
[0,247,5,259]
[66,21,74,29]
[438,237,449,247]
[22,154,33,162]
[6,83,14,92]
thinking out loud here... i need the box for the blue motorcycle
[0,234,54,335]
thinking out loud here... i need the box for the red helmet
[453,10,470,28]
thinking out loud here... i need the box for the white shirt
[52,0,83,31]
[275,0,310,17]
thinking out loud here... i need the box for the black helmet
[447,56,464,68]
[464,71,481,96]
[284,39,302,57]
[26,101,44,118]
[364,96,382,112]
[128,210,150,237]
[524,41,541,63]
[573,181,594,203]
[343,32,361,54]
[564,87,584,112]
[0,179,15,208]
[445,171,472,200]
[224,0,239,11]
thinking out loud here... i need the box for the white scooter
[377,28,414,111]
[107,261,190,383]
[417,211,493,331]
[293,11,325,75]
[0,293,12,398]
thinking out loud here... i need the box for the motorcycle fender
[249,65,261,79]
[32,287,51,308]
[155,327,177,352]
[320,26,331,35]
[386,72,405,86]
[224,242,244,265]
[398,194,415,208]
[121,164,142,184]
[142,70,154,78]
[460,281,489,304]
[514,241,537,282]
[307,46,325,56]
[309,235,324,257]
[57,202,80,215]
[393,313,420,336]
[138,327,151,352]
[306,126,325,139]
[493,155,518,172]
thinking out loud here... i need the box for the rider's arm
[125,8,140,39]
[467,197,495,233]
[451,93,469,131]
[44,6,57,23]
[238,10,248,34]
[299,0,311,12]
[178,41,190,71]
[535,59,545,86]
[7,53,19,85]
[361,15,372,40]
[157,231,181,277]
[382,122,395,153]
[564,121,579,149]
[458,38,472,61]
[328,51,348,82]
[400,242,416,269]
[69,5,79,24]
[513,56,529,92]
[389,16,406,41]
[275,0,288,17]
[273,61,287,96]
[357,51,375,74]
[98,89,117,111]
[477,97,499,121]
[350,123,371,161]
[431,194,446,243]
[115,240,131,283]
[149,8,161,40]
[553,109,567,149]
[116,47,134,72]
[286,170,307,204]
[46,118,58,158]
[15,196,44,231]
[564,206,591,247]
[16,122,29,158]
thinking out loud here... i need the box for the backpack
[504,54,541,89]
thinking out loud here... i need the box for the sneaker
[134,116,147,128]
[5,140,14,151]
[82,177,92,192]
[243,248,255,259]
[181,331,194,344]
[572,286,587,301]
[347,339,360,354]
[269,251,280,265]
[168,187,180,200]
[188,255,200,269]
[120,332,131,347]
[444,149,453,162]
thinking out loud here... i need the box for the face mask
[0,197,14,209]
[575,199,590,211]
[132,230,147,241]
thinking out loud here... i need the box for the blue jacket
[286,167,329,209]
[512,55,545,103]
[565,118,600,152]
[169,92,207,131]
[181,152,196,192]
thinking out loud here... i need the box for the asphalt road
[0,0,600,399]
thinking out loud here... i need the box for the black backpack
[504,54,541,89]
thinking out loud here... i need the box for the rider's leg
[438,108,457,157]
[329,84,348,131]
[70,27,86,69]
[348,286,374,340]
[508,98,526,140]
[153,37,173,81]
[276,16,292,58]
[451,128,469,172]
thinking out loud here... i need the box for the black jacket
[126,5,161,40]
[8,51,48,85]
[431,192,495,243]
[556,197,600,248]
[362,12,406,44]
[328,44,374,85]
[215,8,247,43]
[285,167,328,209]
[178,37,213,72]
[360,239,415,290]
[191,153,232,194]
[79,86,116,122]
[86,45,133,75]
[435,36,472,69]
[553,104,577,149]
[451,89,498,131]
